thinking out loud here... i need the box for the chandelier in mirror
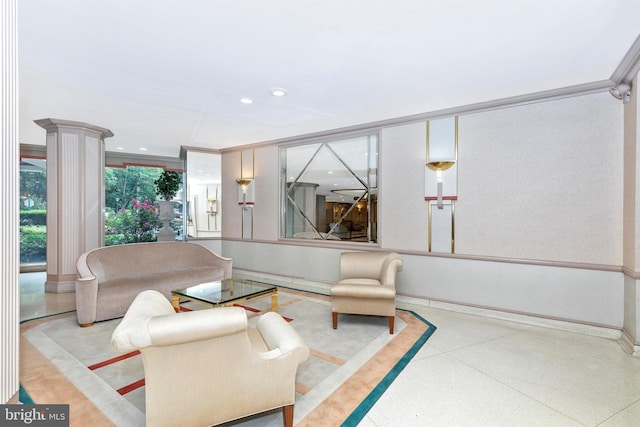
[281,133,378,242]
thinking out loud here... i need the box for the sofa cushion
[331,281,395,299]
[95,266,225,322]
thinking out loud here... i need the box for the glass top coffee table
[171,279,278,313]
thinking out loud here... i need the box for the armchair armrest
[380,255,403,286]
[256,312,310,362]
[149,307,247,347]
[111,290,247,352]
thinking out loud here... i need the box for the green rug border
[18,286,437,426]
[341,309,436,427]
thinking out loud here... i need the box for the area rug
[20,288,435,426]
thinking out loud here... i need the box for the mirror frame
[279,132,379,243]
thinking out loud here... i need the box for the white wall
[220,91,627,329]
[379,123,429,251]
[457,93,623,264]
[253,145,280,241]
[398,254,623,327]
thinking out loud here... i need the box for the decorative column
[1,0,20,403]
[622,75,640,357]
[35,119,113,293]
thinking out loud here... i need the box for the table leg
[271,289,279,313]
[171,294,180,312]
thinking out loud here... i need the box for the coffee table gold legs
[271,289,279,313]
[171,294,180,312]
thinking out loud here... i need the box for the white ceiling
[19,0,640,158]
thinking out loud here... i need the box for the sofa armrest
[210,252,233,279]
[255,312,310,362]
[75,276,99,326]
[76,251,94,279]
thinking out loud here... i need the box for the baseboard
[234,269,629,350]
[618,331,640,357]
[396,294,623,341]
[44,280,75,293]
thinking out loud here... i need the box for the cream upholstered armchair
[111,290,309,427]
[331,251,403,334]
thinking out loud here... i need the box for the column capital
[35,118,114,139]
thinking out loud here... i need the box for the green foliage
[20,225,46,263]
[105,198,162,245]
[20,210,47,226]
[154,171,182,201]
[20,170,47,210]
[105,166,163,211]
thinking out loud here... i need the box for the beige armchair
[331,251,403,334]
[111,290,309,427]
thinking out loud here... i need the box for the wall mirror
[281,133,378,242]
[183,149,221,239]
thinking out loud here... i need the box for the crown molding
[34,118,114,139]
[106,151,184,172]
[179,145,222,160]
[221,80,614,153]
[610,33,640,85]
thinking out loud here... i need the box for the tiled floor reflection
[20,271,75,322]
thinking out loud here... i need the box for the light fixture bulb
[426,160,455,172]
[609,83,631,102]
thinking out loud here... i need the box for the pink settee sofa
[75,241,232,326]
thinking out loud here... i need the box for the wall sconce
[609,83,632,103]
[236,178,253,209]
[426,160,455,209]
[425,116,457,254]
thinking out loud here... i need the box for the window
[281,133,378,242]
[20,157,47,266]
[104,166,183,245]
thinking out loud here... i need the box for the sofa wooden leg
[79,322,94,328]
[332,312,338,329]
[283,404,294,427]
[388,316,394,334]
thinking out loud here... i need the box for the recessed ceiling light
[240,98,253,104]
[116,146,125,150]
[271,88,287,97]
[139,147,148,151]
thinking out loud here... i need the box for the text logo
[0,405,69,426]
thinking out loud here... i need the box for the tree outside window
[104,166,183,245]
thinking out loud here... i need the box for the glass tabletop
[171,278,276,306]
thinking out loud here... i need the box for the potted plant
[154,171,182,201]
[154,171,182,241]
